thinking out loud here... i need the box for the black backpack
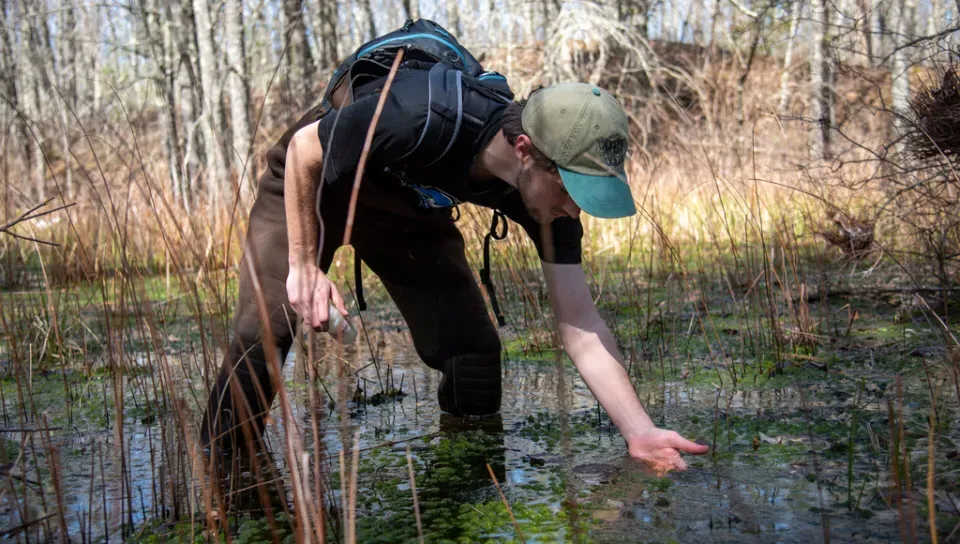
[322,18,513,106]
[321,19,514,326]
[319,19,515,171]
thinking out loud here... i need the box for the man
[202,40,708,475]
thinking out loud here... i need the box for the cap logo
[598,136,627,170]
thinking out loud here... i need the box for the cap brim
[559,168,637,219]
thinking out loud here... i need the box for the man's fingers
[672,456,688,471]
[313,286,330,330]
[330,285,348,317]
[670,433,710,455]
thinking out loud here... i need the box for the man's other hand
[627,428,710,475]
[286,264,348,331]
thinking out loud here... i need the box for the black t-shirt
[318,68,582,264]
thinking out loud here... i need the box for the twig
[927,396,939,544]
[796,286,960,303]
[0,427,62,433]
[348,429,360,544]
[486,463,525,543]
[0,199,75,247]
[406,445,424,544]
[337,432,441,458]
[342,48,406,246]
[0,512,56,538]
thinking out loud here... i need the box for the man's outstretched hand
[627,428,709,475]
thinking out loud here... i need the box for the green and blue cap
[521,83,637,218]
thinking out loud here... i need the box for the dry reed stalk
[244,248,312,542]
[342,49,406,246]
[306,330,327,544]
[180,396,218,541]
[898,377,918,543]
[40,414,68,543]
[348,429,360,544]
[927,393,939,544]
[405,445,424,544]
[888,398,907,543]
[340,450,347,543]
[486,463,525,543]
[86,441,96,544]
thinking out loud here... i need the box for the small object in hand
[327,302,358,344]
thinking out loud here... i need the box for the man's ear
[514,134,533,161]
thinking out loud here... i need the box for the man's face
[516,163,581,224]
[512,137,581,224]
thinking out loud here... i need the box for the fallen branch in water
[796,286,960,302]
[0,512,57,538]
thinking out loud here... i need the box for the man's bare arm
[283,120,347,329]
[284,120,324,267]
[542,261,708,472]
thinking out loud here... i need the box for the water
[0,324,952,542]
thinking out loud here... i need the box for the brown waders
[200,107,503,454]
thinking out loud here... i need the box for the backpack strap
[354,255,367,311]
[479,209,508,327]
[399,62,464,167]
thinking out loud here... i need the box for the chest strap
[354,256,367,311]
[479,210,508,327]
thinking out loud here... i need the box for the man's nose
[562,197,581,218]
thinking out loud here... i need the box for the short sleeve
[498,190,583,264]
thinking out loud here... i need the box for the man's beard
[516,168,551,224]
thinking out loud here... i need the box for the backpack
[322,18,513,107]
[319,19,514,172]
[320,19,513,326]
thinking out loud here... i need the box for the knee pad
[438,353,502,416]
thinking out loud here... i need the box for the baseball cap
[521,83,637,218]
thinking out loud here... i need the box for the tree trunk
[85,0,102,112]
[891,0,911,146]
[0,0,16,106]
[401,0,417,21]
[447,0,462,37]
[192,0,227,207]
[779,0,803,115]
[708,0,721,52]
[58,31,73,199]
[0,0,28,200]
[26,72,44,202]
[810,0,831,160]
[879,0,894,58]
[173,0,202,211]
[224,0,255,205]
[25,4,52,201]
[351,0,376,43]
[928,0,941,37]
[283,0,315,107]
[161,0,186,206]
[317,0,339,69]
[859,0,874,66]
[737,6,767,142]
[138,0,184,204]
[60,5,78,110]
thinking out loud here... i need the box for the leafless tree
[810,0,832,160]
[192,0,227,208]
[224,0,254,204]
